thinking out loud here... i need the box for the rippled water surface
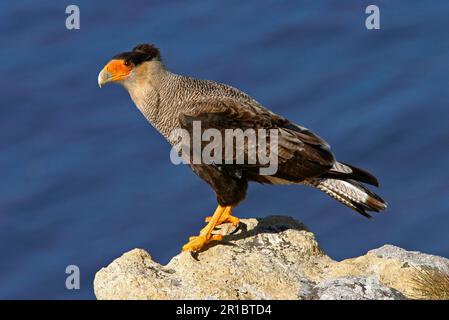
[1,1,448,298]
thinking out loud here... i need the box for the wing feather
[178,98,335,182]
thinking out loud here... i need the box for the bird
[98,43,387,253]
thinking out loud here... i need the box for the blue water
[1,0,449,299]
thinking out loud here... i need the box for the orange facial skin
[103,59,132,82]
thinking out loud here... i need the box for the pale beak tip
[98,72,104,88]
[98,68,111,88]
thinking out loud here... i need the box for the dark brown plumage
[179,99,386,217]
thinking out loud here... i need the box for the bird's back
[165,73,270,113]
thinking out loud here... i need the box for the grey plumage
[125,68,271,143]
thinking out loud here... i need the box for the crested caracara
[98,44,387,253]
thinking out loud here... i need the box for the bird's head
[98,43,162,88]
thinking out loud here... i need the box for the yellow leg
[204,206,240,227]
[182,205,231,252]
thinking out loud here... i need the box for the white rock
[94,216,449,300]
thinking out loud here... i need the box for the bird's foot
[204,211,240,228]
[182,205,231,253]
[182,234,223,252]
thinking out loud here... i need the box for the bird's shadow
[190,215,309,260]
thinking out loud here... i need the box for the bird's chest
[129,91,181,143]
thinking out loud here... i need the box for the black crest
[132,44,161,57]
[113,43,161,66]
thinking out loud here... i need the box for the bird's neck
[124,63,183,141]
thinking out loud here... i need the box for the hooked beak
[98,68,112,88]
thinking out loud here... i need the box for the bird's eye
[124,61,131,66]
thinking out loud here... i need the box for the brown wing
[178,98,335,184]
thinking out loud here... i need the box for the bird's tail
[305,162,387,218]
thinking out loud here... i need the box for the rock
[312,276,405,300]
[94,216,449,300]
[326,245,449,298]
